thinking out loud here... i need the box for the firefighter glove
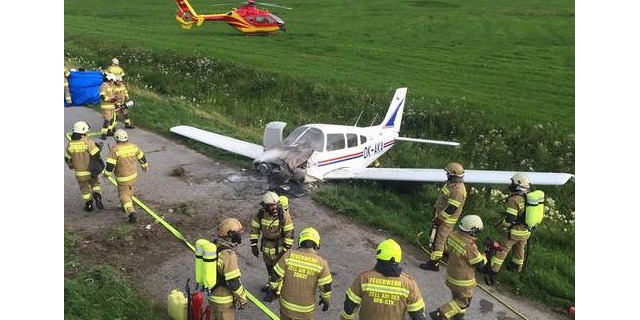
[318,297,329,311]
[235,297,248,310]
[263,287,278,302]
[251,245,260,257]
[432,217,443,227]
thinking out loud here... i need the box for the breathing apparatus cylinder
[202,240,218,290]
[194,239,208,286]
[525,190,545,229]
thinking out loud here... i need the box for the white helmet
[459,215,483,234]
[106,73,117,82]
[114,129,128,142]
[112,58,119,65]
[115,75,123,82]
[73,121,90,134]
[511,173,530,190]
[261,191,279,206]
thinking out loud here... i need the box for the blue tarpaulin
[65,71,103,107]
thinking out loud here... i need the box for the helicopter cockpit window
[283,126,324,152]
[347,133,358,148]
[270,14,284,25]
[326,133,346,151]
[256,16,264,23]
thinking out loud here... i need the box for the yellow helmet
[114,129,128,142]
[376,238,402,263]
[217,218,243,237]
[298,227,321,247]
[445,162,464,177]
[112,58,119,65]
[262,191,279,206]
[279,195,289,209]
[511,172,530,189]
[72,121,90,134]
[459,215,483,234]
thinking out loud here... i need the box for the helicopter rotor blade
[254,2,292,10]
[210,2,240,7]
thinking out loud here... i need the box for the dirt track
[64,106,568,320]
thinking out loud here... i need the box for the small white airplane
[170,87,573,187]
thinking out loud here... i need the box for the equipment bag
[525,190,545,229]
[167,289,188,320]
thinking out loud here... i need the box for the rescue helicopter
[174,0,290,34]
[170,88,573,189]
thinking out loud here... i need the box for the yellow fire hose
[415,231,530,320]
[66,133,280,319]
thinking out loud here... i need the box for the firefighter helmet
[445,162,464,177]
[106,73,117,82]
[217,217,243,237]
[114,129,128,142]
[279,195,289,209]
[511,172,530,189]
[115,75,123,82]
[112,58,119,65]
[262,191,279,206]
[376,238,402,263]
[298,227,321,248]
[72,121,90,134]
[459,215,483,234]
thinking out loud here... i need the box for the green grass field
[65,0,574,315]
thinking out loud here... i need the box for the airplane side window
[360,135,367,144]
[326,133,346,151]
[347,133,358,148]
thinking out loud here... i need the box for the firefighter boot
[128,212,137,223]
[84,200,94,212]
[506,261,520,272]
[429,309,447,320]
[419,260,440,271]
[93,192,104,210]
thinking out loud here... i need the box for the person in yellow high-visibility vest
[340,239,426,320]
[99,73,117,140]
[64,66,72,105]
[429,215,486,320]
[105,57,125,79]
[65,121,104,212]
[103,129,148,223]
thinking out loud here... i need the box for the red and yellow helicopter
[174,0,291,34]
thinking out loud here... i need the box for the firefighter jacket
[99,82,115,109]
[341,267,425,320]
[444,230,486,288]
[112,83,129,105]
[65,135,101,181]
[270,247,332,319]
[104,141,148,184]
[502,193,530,240]
[106,64,125,78]
[250,207,294,250]
[209,246,247,308]
[434,181,467,226]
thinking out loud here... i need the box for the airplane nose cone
[257,162,271,175]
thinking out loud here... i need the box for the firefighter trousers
[76,176,101,202]
[491,233,529,273]
[438,281,474,319]
[431,223,454,261]
[116,180,137,215]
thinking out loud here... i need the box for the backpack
[524,190,545,229]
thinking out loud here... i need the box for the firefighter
[487,173,532,275]
[99,73,117,140]
[250,191,294,290]
[208,218,248,320]
[65,121,104,212]
[429,215,486,320]
[105,57,125,79]
[112,75,135,129]
[263,226,332,320]
[420,162,467,271]
[64,66,72,105]
[103,129,149,223]
[340,238,427,320]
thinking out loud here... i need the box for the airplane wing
[323,168,573,186]
[170,125,264,159]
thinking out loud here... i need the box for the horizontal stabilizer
[396,137,460,147]
[324,168,573,185]
[170,125,263,159]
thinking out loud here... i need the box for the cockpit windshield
[282,126,324,152]
[270,14,284,25]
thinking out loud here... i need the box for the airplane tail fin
[379,87,407,133]
[175,0,204,29]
